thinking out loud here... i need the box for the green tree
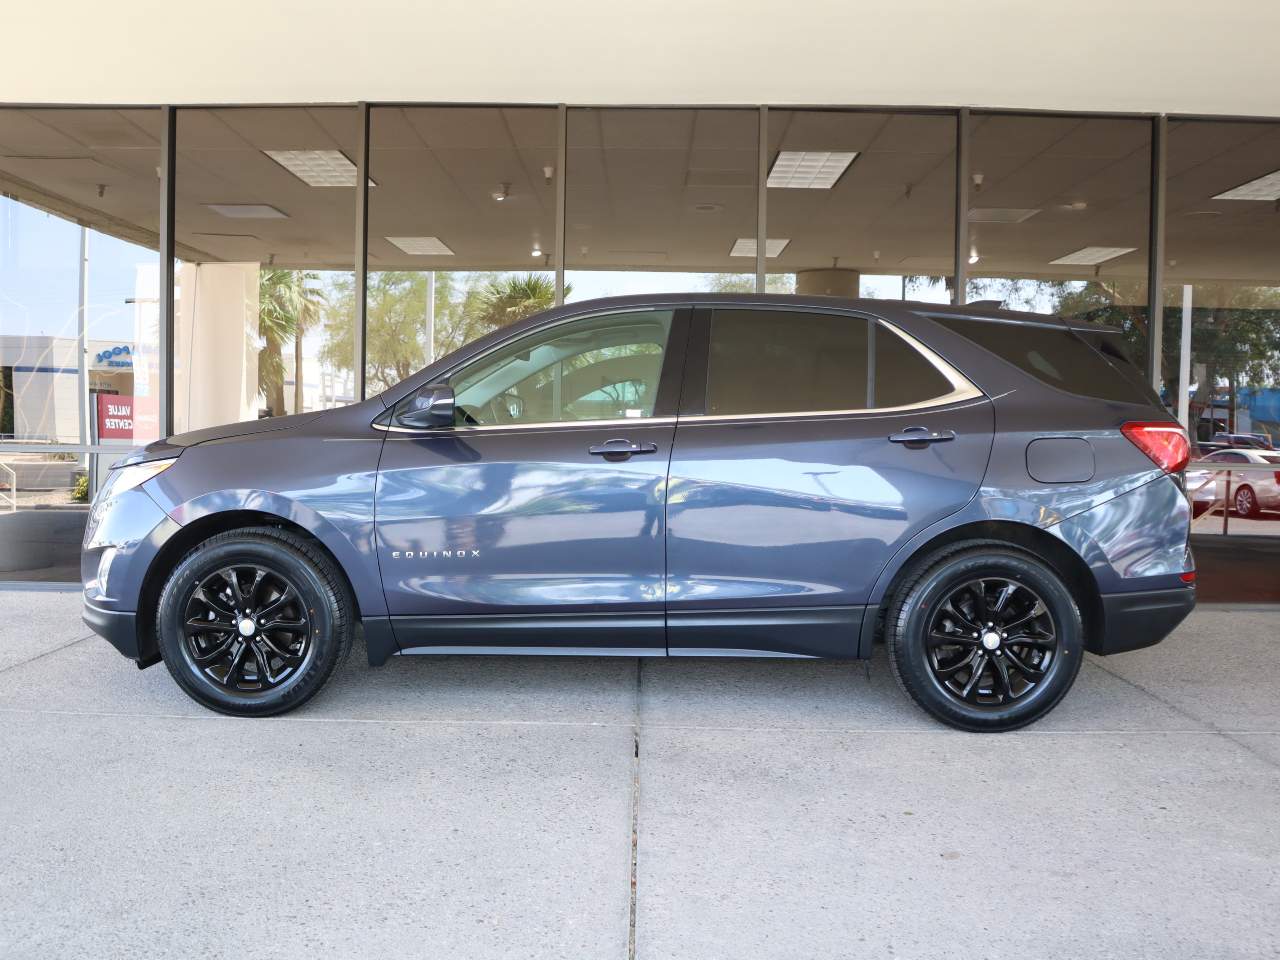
[321,271,563,394]
[968,276,1155,362]
[1163,285,1280,433]
[258,269,326,417]
[704,273,796,294]
[966,277,1280,432]
[0,366,13,437]
[474,273,562,328]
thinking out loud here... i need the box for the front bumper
[1090,586,1196,655]
[82,601,158,667]
[82,483,180,667]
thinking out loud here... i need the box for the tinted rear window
[930,316,1160,405]
[706,309,959,416]
[872,324,954,408]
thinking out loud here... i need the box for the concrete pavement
[1,588,1277,959]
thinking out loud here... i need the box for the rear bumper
[83,601,155,667]
[1091,586,1195,655]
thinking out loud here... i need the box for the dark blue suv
[82,295,1195,731]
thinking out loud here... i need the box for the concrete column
[173,262,261,433]
[1177,284,1193,429]
[795,269,860,298]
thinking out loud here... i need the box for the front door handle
[588,438,659,461]
[888,426,957,449]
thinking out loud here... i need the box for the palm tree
[258,269,326,417]
[474,273,563,330]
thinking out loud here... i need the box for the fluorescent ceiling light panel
[1049,246,1137,266]
[729,238,790,258]
[1212,168,1280,201]
[264,149,372,187]
[386,236,455,256]
[767,151,857,189]
[968,207,1041,223]
[205,203,288,219]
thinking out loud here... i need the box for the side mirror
[395,383,455,429]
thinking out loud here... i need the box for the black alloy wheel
[886,543,1084,732]
[182,565,313,693]
[925,578,1057,707]
[157,527,352,717]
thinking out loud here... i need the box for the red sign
[96,394,135,441]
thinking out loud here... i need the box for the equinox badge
[391,550,481,559]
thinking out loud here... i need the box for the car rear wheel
[1234,485,1260,519]
[156,527,352,717]
[885,543,1084,732]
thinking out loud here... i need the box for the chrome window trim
[676,390,986,425]
[376,416,679,436]
[375,391,991,434]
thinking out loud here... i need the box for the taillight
[1121,421,1190,474]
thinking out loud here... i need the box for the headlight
[89,458,177,527]
[101,458,178,499]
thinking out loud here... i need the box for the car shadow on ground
[300,633,1204,734]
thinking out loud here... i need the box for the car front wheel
[156,526,352,717]
[885,543,1084,732]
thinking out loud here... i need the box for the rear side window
[873,325,955,409]
[930,316,1159,405]
[706,309,959,416]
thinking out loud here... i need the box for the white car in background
[1186,449,1280,518]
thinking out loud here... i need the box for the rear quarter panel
[860,306,1188,603]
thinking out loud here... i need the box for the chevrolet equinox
[82,295,1196,731]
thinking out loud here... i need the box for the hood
[120,411,326,465]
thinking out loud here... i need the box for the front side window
[706,309,959,417]
[450,309,673,426]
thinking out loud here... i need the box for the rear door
[665,305,994,657]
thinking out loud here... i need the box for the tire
[1234,485,1260,519]
[885,542,1084,732]
[156,526,353,717]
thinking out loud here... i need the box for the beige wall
[3,0,1278,117]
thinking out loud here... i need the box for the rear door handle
[588,438,659,461]
[888,426,956,449]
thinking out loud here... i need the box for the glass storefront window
[362,106,559,394]
[765,110,956,303]
[1,110,164,450]
[173,107,361,431]
[565,108,758,300]
[1165,119,1280,567]
[1,108,161,579]
[3,103,1279,600]
[965,114,1152,368]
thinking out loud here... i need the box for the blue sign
[94,345,133,368]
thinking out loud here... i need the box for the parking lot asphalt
[1,587,1277,960]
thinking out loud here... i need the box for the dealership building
[0,0,1276,588]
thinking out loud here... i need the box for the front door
[375,307,687,654]
[666,306,993,658]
